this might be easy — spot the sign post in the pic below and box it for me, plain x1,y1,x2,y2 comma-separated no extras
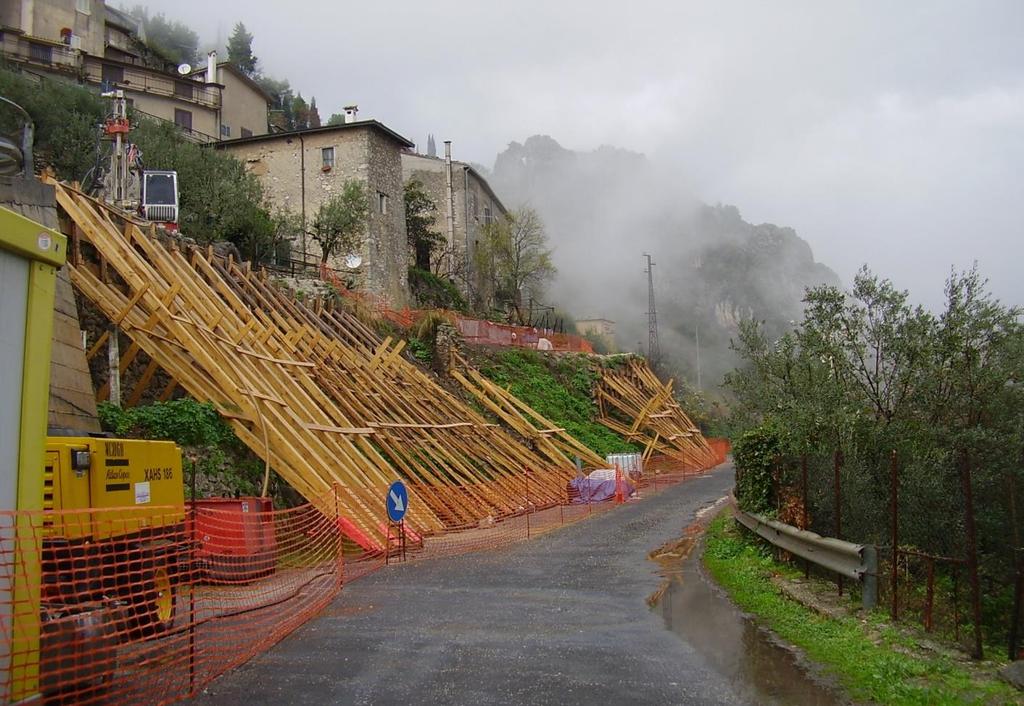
385,480,408,563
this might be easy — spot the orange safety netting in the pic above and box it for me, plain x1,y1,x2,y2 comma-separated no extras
450,316,594,353
0,497,342,704
1,458,729,702
318,264,593,352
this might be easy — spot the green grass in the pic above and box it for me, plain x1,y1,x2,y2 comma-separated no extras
703,510,1020,705
476,349,639,456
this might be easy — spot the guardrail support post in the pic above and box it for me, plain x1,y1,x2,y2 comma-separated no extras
801,454,809,579
861,545,878,610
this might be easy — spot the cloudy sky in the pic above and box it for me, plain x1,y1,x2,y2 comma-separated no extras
141,0,1024,309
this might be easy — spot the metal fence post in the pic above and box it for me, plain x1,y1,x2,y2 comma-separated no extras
188,462,197,696
925,558,935,632
1009,473,1022,660
1010,563,1022,660
959,453,984,659
834,449,843,596
525,468,531,539
890,449,899,621
334,482,343,588
801,454,809,579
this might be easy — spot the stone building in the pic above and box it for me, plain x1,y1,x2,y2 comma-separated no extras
1,1,269,142
216,120,415,307
401,150,507,292
576,318,615,339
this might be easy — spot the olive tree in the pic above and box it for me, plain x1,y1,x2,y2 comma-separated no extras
309,180,369,264
473,207,556,322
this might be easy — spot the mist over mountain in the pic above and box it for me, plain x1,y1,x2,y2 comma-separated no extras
490,135,840,392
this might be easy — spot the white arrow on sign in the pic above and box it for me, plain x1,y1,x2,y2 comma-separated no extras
389,489,405,513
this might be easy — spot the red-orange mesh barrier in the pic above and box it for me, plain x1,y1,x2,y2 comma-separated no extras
3,460,727,702
318,265,592,352
0,496,342,704
344,462,720,576
705,438,731,466
451,316,594,352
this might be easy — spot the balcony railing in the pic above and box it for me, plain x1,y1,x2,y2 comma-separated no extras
0,36,82,73
83,59,221,110
131,108,219,144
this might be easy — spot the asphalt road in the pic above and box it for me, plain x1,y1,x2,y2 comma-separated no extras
192,466,743,705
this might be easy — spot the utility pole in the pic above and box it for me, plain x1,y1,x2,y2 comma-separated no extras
643,253,660,368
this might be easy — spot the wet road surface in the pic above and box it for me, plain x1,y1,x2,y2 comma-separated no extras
191,464,841,705
653,543,843,705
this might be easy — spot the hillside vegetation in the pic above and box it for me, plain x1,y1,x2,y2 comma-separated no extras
0,65,286,264
472,349,638,457
98,399,295,504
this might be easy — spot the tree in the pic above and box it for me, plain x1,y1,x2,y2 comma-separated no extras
404,180,444,271
473,207,556,322
291,93,310,129
309,181,369,264
307,97,322,128
129,6,199,66
0,66,104,181
724,266,1024,659
226,22,257,76
129,118,273,259
255,75,294,130
237,208,300,266
326,113,346,127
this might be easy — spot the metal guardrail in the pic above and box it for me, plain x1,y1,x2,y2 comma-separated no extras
734,509,878,609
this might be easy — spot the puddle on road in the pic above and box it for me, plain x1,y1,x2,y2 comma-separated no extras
651,528,844,705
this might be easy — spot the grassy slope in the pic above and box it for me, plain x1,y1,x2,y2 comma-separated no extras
474,349,638,457
703,510,1019,706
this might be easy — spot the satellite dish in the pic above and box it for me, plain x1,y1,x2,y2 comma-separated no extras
344,254,363,269
177,63,192,75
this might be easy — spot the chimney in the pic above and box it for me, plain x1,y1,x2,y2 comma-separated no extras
207,51,217,82
444,141,455,276
344,105,359,123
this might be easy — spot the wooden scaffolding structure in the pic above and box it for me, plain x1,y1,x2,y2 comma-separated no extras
595,357,717,470
54,182,577,550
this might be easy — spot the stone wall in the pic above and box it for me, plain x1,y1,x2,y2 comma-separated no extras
365,129,409,307
401,153,507,296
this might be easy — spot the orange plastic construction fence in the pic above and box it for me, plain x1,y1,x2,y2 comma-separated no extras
4,455,726,703
705,438,731,466
0,497,341,704
452,316,594,353
316,266,593,352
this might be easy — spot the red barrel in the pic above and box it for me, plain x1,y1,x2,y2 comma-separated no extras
191,497,277,583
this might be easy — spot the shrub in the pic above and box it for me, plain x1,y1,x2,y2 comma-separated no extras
97,399,234,448
732,421,787,515
408,267,467,312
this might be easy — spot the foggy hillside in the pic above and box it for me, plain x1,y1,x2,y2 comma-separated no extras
490,135,840,392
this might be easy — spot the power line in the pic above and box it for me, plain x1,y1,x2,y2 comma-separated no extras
643,252,660,367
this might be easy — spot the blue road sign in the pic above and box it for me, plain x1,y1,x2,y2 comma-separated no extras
386,480,408,523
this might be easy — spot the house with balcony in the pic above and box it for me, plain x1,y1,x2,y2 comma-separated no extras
0,0,267,142
189,61,271,140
